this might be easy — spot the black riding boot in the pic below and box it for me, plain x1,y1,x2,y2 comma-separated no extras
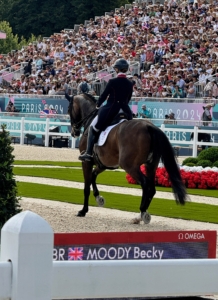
78,126,98,161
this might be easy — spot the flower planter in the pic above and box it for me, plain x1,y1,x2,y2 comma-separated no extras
126,164,218,189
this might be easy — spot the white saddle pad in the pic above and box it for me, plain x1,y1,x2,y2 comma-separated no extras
97,119,126,146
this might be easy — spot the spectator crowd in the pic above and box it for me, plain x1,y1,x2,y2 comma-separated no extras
0,0,218,99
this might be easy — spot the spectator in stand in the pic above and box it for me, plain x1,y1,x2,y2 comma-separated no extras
163,114,170,124
77,77,91,94
202,103,214,126
187,81,196,98
139,104,151,118
1,0,218,99
5,100,20,112
168,112,177,125
145,47,154,71
172,85,183,98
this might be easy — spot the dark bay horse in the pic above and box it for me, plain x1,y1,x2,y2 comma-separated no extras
69,94,187,224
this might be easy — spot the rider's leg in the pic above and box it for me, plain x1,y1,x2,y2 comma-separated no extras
79,116,99,162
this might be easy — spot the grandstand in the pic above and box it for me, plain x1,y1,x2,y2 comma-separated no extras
0,0,218,98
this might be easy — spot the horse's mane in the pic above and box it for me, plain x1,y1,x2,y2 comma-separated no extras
83,93,97,104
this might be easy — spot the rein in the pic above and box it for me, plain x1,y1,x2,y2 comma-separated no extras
73,109,97,131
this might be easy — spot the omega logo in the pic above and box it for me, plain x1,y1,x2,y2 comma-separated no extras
178,233,205,240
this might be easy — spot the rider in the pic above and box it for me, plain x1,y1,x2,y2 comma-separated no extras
79,58,133,162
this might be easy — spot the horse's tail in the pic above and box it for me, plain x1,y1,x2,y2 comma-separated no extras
148,125,187,205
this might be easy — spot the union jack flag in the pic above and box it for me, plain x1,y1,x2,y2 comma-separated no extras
39,110,48,118
68,247,83,260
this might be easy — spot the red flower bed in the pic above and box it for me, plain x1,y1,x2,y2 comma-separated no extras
126,165,218,189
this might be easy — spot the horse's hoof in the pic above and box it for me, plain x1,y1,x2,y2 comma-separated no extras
77,210,86,217
96,195,105,207
141,211,151,224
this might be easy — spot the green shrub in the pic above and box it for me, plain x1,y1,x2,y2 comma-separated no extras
196,160,213,168
212,161,218,168
185,162,196,167
198,147,218,163
182,157,198,166
0,124,22,229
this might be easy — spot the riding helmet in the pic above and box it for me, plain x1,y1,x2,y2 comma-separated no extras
113,58,129,73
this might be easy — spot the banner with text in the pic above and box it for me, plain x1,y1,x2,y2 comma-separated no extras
53,231,217,261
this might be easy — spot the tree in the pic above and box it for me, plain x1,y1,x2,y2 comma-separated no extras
0,124,22,229
0,21,20,54
0,0,14,22
73,0,132,24
6,0,77,39
4,0,133,39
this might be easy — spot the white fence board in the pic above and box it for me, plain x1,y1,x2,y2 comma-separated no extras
52,259,218,299
0,114,217,155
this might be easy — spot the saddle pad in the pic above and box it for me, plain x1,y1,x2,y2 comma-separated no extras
97,119,126,146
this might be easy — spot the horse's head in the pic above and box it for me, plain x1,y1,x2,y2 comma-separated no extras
68,94,96,137
68,96,82,137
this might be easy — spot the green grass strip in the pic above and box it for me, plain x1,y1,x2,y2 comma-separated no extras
17,182,218,223
14,160,82,167
14,167,218,198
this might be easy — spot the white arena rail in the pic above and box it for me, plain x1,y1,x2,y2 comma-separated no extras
0,211,218,300
1,114,218,156
0,116,76,148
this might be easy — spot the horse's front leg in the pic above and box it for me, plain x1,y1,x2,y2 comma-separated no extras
77,161,93,217
92,167,106,207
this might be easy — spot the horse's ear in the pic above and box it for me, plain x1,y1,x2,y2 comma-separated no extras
65,92,73,103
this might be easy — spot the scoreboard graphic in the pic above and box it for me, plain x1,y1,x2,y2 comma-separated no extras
53,231,217,261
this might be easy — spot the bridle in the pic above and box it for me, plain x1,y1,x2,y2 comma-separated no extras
68,96,97,136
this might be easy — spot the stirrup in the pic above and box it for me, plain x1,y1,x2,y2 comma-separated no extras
78,153,93,162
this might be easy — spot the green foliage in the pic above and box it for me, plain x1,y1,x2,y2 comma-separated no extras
0,124,22,229
73,0,128,24
196,160,213,168
185,162,196,167
0,0,14,22
182,157,199,166
4,0,78,38
1,0,134,39
212,161,218,168
0,21,20,53
198,147,218,163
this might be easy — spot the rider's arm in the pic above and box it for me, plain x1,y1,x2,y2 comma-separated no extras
128,85,133,102
96,80,112,107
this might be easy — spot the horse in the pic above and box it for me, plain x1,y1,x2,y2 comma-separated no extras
68,93,187,224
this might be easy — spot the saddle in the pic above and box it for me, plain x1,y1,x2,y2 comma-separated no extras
92,112,128,170
105,112,128,129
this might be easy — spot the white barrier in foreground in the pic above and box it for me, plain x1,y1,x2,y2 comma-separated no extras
0,211,218,300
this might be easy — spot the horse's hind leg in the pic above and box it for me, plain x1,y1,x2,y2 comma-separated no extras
77,162,93,217
146,164,157,204
124,166,151,224
92,167,106,207
138,170,153,224
139,161,159,224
